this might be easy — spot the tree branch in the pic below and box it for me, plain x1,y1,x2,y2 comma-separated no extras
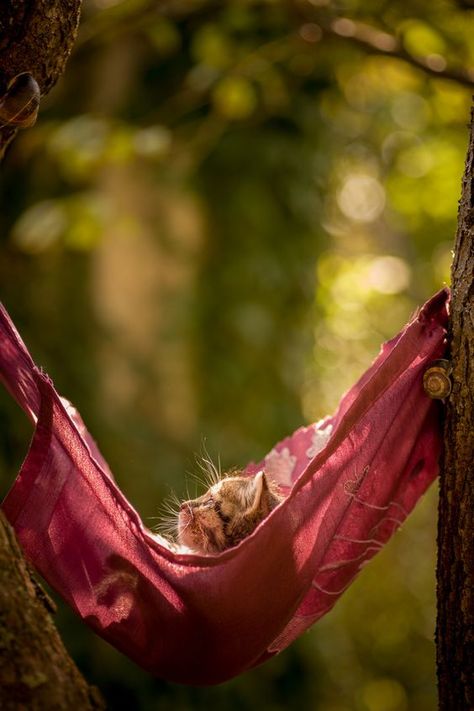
0,512,104,709
0,1,83,156
76,5,474,91
0,3,106,706
321,17,474,89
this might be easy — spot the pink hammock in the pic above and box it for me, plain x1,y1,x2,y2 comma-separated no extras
0,290,448,685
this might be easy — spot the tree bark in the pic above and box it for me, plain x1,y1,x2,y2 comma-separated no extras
436,108,474,709
0,3,105,708
0,512,104,709
0,1,82,156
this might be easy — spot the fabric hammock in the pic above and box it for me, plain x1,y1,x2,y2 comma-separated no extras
0,290,448,685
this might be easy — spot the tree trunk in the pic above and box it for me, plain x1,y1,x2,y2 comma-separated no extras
0,3,105,708
0,1,82,156
436,107,474,709
0,512,104,709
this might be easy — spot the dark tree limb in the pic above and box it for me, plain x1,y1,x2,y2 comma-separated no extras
436,108,474,709
0,2,105,708
0,1,82,157
75,2,474,91
320,17,474,89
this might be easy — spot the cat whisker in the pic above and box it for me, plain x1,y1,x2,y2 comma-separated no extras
159,503,178,516
198,440,222,486
154,489,184,539
187,470,210,491
153,524,179,541
154,450,283,555
198,456,220,486
185,483,192,502
153,514,177,531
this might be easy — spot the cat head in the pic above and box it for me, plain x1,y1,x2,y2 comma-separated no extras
177,471,282,554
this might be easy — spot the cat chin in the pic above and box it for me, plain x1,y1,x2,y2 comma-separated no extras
149,532,206,556
173,543,207,555
178,530,214,555
174,543,203,555
176,516,204,552
176,534,213,555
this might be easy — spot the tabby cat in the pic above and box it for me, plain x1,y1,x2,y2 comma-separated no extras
176,470,283,554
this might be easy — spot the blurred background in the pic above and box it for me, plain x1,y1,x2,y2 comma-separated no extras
0,0,472,709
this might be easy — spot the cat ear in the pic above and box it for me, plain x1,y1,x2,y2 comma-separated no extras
248,471,269,514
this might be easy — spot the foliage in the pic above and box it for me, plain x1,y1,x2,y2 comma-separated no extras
0,0,472,708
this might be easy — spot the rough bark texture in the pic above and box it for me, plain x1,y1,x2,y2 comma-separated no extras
436,108,474,709
0,0,82,155
0,2,106,708
0,512,104,709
